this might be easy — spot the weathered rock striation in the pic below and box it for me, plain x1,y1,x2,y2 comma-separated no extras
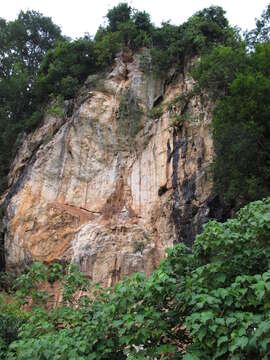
3,50,216,286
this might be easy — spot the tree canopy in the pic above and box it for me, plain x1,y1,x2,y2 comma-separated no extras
192,4,270,210
0,10,63,192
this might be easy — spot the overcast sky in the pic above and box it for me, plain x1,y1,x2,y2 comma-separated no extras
1,0,270,39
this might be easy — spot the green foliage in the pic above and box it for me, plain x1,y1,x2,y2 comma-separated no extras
246,4,270,47
151,6,238,75
2,198,270,359
46,95,64,117
212,58,270,207
133,11,152,33
169,114,185,129
0,10,63,80
37,39,97,101
14,262,50,305
191,4,270,209
167,91,196,129
12,261,89,307
24,111,44,131
183,198,270,359
0,10,63,196
0,293,25,359
98,4,152,54
191,44,247,99
133,241,145,254
94,30,122,66
95,5,153,58
117,90,143,144
106,3,132,32
62,263,89,305
148,105,163,119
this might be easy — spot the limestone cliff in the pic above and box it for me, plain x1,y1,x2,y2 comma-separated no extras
2,50,217,286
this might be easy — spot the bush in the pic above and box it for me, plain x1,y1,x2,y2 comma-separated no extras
191,44,247,99
151,6,238,75
36,39,98,101
117,90,143,144
183,198,270,359
106,2,132,32
46,95,64,118
133,241,145,254
191,34,270,209
2,198,270,359
24,110,44,132
0,293,25,359
149,106,163,119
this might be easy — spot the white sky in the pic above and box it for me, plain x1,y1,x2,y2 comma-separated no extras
1,0,270,39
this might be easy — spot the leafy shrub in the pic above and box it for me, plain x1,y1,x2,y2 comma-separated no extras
191,27,270,209
191,44,247,99
149,106,163,119
62,263,89,305
0,293,25,359
166,92,196,129
169,114,185,129
106,2,132,32
2,198,270,359
24,111,44,132
182,197,270,359
36,39,98,101
13,261,87,307
46,95,64,117
133,241,145,254
117,90,143,144
151,6,238,75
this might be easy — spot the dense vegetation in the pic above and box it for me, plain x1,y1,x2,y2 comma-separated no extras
191,4,270,210
1,197,270,359
0,10,63,192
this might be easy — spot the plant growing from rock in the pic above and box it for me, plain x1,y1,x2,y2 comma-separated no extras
117,90,143,145
149,105,163,119
133,240,145,254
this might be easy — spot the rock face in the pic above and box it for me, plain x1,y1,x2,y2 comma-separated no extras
3,50,215,286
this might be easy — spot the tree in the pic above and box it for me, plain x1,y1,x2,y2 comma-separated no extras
213,63,270,207
190,3,270,209
37,39,98,100
191,44,247,99
192,39,270,209
106,2,132,32
0,11,63,193
246,4,270,46
133,10,152,33
0,10,63,80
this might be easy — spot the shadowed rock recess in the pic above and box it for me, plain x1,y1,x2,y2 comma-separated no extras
2,50,218,286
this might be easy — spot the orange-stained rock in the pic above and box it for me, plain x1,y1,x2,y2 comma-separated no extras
3,50,217,284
